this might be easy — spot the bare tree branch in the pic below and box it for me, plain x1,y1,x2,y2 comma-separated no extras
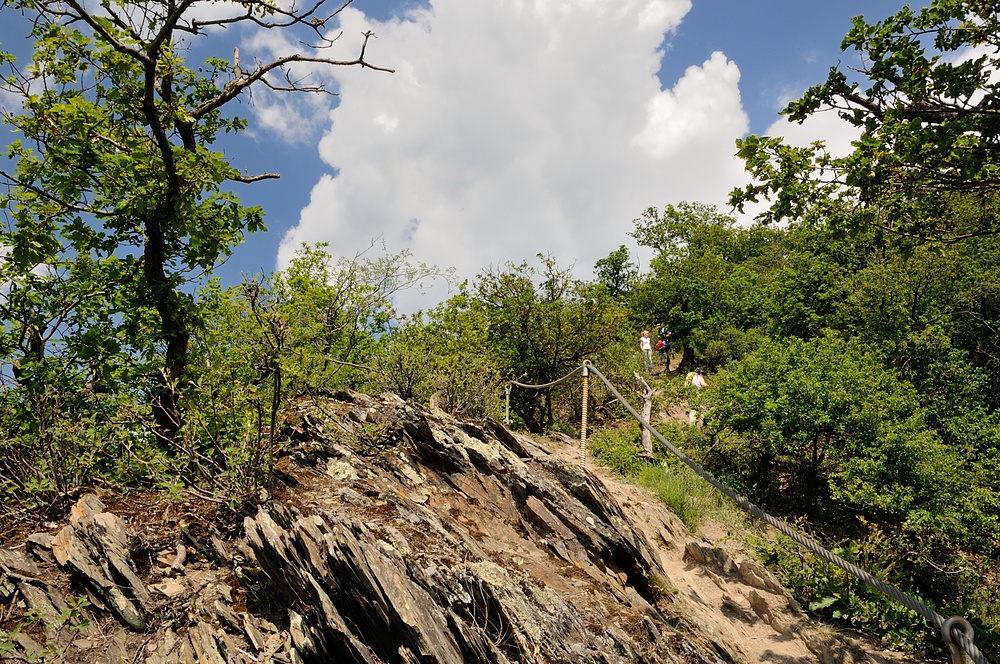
195,31,394,118
231,172,281,183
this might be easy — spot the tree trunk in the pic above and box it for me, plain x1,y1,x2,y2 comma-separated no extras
512,397,544,434
633,372,653,456
145,211,189,441
679,345,696,374
752,452,775,500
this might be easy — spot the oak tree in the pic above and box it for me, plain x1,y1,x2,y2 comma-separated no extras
732,0,1000,243
0,0,392,437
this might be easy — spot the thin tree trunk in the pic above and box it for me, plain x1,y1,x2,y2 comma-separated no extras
633,372,653,457
680,345,696,374
145,210,189,441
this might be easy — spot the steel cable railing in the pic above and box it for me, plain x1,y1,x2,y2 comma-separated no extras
509,360,990,664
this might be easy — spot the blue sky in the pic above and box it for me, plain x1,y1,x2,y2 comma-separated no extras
1,0,908,311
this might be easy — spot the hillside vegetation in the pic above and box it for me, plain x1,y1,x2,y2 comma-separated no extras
0,391,924,663
1,0,1000,661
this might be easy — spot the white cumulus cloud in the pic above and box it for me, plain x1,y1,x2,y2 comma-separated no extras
272,0,753,310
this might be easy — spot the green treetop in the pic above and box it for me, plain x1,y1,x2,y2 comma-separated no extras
0,0,392,437
732,0,1000,243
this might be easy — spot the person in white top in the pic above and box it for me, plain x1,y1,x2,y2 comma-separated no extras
687,368,707,424
639,330,654,371
692,368,707,388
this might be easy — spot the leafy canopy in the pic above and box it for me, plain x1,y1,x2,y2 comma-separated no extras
0,0,391,436
731,0,1000,243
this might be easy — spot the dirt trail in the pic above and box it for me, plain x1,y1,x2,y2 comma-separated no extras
546,431,919,664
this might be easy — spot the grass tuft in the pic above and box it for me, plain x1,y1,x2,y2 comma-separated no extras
589,423,731,530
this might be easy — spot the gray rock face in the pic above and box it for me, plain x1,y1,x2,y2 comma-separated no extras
49,493,152,631
238,394,684,663
0,391,913,663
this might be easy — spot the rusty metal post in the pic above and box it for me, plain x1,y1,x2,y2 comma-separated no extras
580,364,589,467
504,384,511,425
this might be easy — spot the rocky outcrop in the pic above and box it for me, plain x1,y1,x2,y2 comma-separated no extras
0,391,915,663
49,493,153,631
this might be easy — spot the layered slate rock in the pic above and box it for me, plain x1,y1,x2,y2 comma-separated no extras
49,493,152,631
238,392,687,663
0,390,915,663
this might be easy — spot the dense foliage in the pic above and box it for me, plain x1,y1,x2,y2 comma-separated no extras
0,0,393,504
628,202,1000,656
0,0,390,440
731,0,1000,242
377,254,629,431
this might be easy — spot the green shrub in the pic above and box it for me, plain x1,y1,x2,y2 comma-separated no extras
755,534,940,656
589,424,646,477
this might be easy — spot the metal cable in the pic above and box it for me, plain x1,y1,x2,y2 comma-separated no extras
509,365,584,390
582,360,990,664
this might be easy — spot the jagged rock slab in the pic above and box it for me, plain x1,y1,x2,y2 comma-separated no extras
49,493,152,631
0,390,919,664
